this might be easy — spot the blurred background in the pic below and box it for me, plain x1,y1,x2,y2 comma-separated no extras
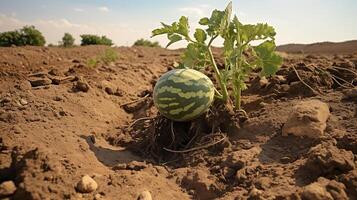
0,0,356,48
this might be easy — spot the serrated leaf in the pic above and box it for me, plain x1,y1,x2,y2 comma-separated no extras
178,16,189,38
151,16,192,47
182,43,197,68
205,9,225,36
182,43,207,69
166,34,182,48
239,23,276,44
194,28,207,43
151,27,167,37
199,17,209,25
254,40,282,76
219,2,232,36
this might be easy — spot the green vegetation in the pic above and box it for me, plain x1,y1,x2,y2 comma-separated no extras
61,33,75,47
152,2,282,110
80,34,113,46
0,25,46,47
87,48,119,68
100,48,119,64
133,38,161,47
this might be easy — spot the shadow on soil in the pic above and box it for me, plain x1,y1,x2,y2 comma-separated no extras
258,135,318,164
81,135,141,167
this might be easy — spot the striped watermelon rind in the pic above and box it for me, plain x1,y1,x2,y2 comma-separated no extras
153,69,215,121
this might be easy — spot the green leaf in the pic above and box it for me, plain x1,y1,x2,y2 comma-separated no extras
194,28,207,43
205,9,225,36
239,23,276,44
166,34,182,48
199,17,209,25
182,43,207,69
178,16,190,38
254,40,282,76
152,27,167,37
219,2,232,36
151,16,192,47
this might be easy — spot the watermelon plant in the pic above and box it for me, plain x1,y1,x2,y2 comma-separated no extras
152,2,282,113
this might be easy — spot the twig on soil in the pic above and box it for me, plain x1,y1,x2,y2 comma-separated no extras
160,158,181,166
292,66,319,94
331,74,355,87
125,116,156,129
330,75,352,89
316,67,354,89
169,121,176,147
238,109,248,118
119,94,150,107
163,133,227,153
184,124,201,150
331,66,357,77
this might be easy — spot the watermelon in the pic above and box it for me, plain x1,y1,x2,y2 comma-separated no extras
153,69,215,121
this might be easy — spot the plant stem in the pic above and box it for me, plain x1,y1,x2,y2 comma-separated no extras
207,47,229,103
235,83,241,110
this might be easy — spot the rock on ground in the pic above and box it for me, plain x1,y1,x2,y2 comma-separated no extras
76,175,98,193
0,181,17,197
301,177,348,200
282,100,330,138
73,78,90,92
29,78,52,87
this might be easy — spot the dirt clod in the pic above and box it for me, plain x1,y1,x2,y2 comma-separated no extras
176,168,219,199
301,177,348,200
282,100,330,138
339,170,357,198
303,144,355,178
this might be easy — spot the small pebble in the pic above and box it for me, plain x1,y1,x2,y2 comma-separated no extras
20,99,28,105
76,175,98,193
12,125,23,134
280,156,292,164
137,190,152,200
248,187,262,199
94,193,102,200
0,181,16,197
259,76,269,87
53,96,63,101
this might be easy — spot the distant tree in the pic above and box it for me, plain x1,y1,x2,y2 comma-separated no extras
80,34,113,46
0,25,46,47
20,26,46,46
61,33,75,47
0,30,22,46
133,38,161,47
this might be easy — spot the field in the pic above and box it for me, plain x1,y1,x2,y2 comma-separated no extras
0,44,356,200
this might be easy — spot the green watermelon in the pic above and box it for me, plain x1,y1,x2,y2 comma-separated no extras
153,69,215,121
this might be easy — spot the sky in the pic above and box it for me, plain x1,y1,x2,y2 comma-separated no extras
0,0,356,48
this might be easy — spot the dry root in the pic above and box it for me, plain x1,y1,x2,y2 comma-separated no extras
125,101,238,163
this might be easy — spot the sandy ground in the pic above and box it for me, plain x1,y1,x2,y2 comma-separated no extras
0,45,356,200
